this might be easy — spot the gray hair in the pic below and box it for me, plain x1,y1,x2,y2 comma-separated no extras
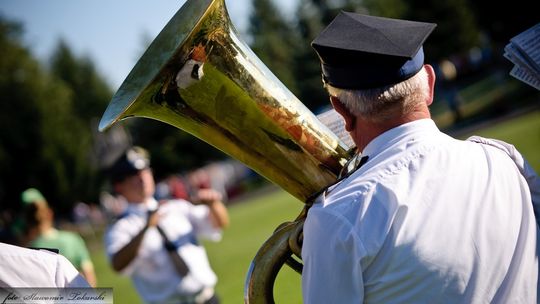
325,67,430,123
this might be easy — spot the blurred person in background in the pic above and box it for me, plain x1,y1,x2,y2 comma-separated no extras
21,188,97,287
436,58,464,124
104,146,229,304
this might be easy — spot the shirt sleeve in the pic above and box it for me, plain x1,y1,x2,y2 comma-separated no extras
54,254,90,288
103,219,144,276
302,206,365,303
467,136,540,225
186,202,222,241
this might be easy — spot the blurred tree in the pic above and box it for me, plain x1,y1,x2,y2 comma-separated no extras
0,18,93,213
400,0,481,63
49,40,112,121
468,0,537,47
293,0,329,112
48,40,115,206
362,0,407,18
249,0,300,94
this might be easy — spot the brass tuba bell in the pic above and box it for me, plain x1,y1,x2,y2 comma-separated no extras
99,0,352,302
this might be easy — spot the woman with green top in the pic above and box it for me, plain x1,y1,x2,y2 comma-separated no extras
22,188,97,287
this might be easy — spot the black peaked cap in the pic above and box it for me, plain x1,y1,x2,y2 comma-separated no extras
312,12,437,89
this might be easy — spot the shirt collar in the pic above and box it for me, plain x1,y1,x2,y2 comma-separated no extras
361,119,438,160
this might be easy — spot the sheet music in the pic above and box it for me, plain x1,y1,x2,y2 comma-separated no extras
504,23,540,90
316,108,355,149
510,66,540,90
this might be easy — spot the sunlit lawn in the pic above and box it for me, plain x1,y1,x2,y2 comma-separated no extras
87,109,539,303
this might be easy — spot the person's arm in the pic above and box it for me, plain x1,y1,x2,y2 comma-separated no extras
80,261,97,287
302,206,364,303
207,199,229,229
55,253,91,288
73,234,97,287
110,210,160,272
467,136,540,223
192,189,229,229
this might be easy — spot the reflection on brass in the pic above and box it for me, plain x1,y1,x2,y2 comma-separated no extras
98,0,352,302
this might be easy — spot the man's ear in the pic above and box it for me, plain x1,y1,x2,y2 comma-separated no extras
424,64,436,106
330,96,356,131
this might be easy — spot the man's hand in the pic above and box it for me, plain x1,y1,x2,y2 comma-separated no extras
192,189,223,205
191,189,229,228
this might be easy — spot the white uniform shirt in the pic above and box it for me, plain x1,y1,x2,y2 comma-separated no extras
104,198,222,304
302,119,539,303
0,242,90,287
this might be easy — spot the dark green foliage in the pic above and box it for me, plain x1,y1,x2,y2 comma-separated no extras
47,41,117,211
292,0,330,112
468,0,538,45
401,0,480,62
50,40,112,120
0,18,97,213
249,0,300,95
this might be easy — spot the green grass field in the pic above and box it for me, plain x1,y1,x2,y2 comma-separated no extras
87,110,539,303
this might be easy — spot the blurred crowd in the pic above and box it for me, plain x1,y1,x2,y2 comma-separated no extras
1,159,254,240
0,156,254,295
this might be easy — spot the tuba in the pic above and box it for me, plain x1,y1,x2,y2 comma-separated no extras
99,0,352,302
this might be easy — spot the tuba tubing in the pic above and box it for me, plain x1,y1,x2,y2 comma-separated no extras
99,0,352,302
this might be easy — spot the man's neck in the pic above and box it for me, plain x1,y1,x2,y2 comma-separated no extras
354,107,431,152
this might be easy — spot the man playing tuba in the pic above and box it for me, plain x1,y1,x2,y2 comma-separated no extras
301,11,540,303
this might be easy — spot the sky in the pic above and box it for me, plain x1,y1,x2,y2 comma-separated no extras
0,0,298,90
